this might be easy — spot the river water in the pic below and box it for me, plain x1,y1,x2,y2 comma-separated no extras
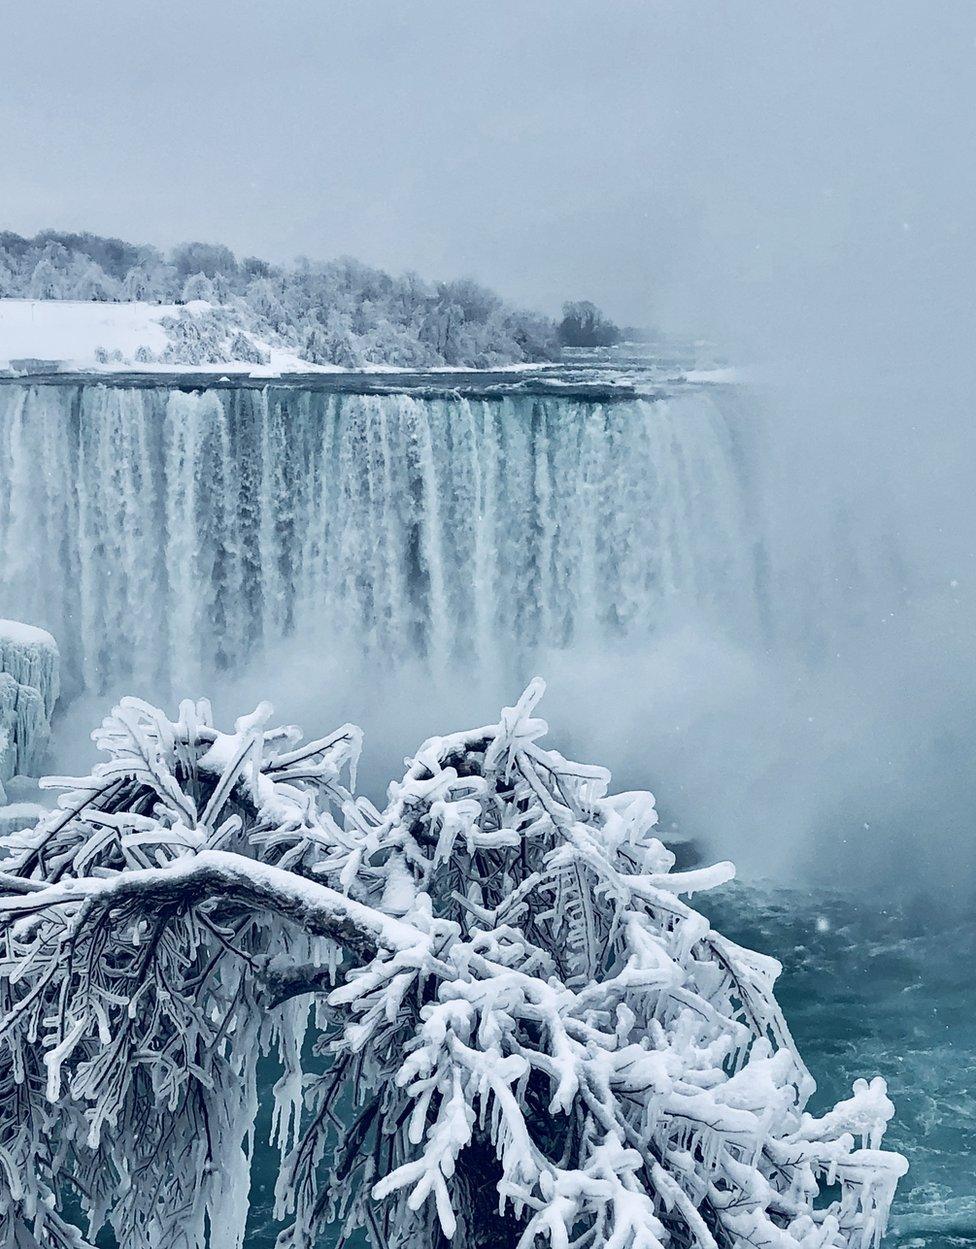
708,889,975,1248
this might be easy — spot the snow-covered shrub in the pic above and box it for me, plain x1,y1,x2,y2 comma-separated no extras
158,307,229,365
93,346,124,364
228,330,270,366
0,682,906,1249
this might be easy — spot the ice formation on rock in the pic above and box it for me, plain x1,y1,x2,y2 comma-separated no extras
0,620,59,803
0,621,60,718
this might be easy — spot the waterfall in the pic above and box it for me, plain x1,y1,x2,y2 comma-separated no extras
0,382,757,698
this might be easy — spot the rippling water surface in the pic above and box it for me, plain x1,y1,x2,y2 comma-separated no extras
705,888,976,1249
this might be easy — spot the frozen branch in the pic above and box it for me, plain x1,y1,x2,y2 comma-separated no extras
0,684,906,1249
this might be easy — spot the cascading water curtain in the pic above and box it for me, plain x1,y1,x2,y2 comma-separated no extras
0,382,757,698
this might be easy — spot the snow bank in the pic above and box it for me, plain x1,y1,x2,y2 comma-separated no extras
0,298,302,374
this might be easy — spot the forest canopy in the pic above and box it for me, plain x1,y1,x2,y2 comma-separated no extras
0,229,639,369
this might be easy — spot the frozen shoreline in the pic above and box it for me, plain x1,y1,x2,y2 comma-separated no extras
0,368,666,400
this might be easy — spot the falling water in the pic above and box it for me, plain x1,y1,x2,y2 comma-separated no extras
0,381,757,697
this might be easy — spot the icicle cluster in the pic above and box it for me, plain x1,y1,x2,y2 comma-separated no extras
0,683,906,1248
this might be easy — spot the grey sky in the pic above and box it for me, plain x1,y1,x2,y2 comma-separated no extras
2,1,975,342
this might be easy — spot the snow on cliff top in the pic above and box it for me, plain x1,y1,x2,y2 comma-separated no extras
0,298,736,385
0,620,58,650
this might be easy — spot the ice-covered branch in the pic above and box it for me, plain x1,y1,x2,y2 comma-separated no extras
0,684,906,1249
0,847,426,958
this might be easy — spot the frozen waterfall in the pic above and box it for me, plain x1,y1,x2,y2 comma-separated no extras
0,382,757,698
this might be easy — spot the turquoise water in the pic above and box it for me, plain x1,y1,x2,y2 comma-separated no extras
243,886,975,1247
703,888,976,1249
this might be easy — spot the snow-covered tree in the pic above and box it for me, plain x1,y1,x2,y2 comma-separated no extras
28,257,65,300
70,261,120,302
304,310,363,368
181,271,217,304
171,241,238,280
122,261,179,303
557,301,622,349
0,682,906,1249
228,330,270,365
0,229,561,366
0,255,18,298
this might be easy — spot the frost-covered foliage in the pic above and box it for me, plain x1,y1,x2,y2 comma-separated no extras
153,306,272,367
0,230,560,367
0,683,906,1249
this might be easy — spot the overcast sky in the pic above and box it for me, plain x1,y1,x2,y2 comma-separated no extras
3,1,975,344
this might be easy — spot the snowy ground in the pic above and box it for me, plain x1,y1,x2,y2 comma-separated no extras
0,297,331,375
0,297,172,367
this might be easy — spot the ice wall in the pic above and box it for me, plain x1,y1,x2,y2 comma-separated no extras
0,383,757,697
0,619,60,718
0,620,59,800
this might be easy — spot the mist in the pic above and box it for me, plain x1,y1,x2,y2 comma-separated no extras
50,558,975,910
638,4,976,900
